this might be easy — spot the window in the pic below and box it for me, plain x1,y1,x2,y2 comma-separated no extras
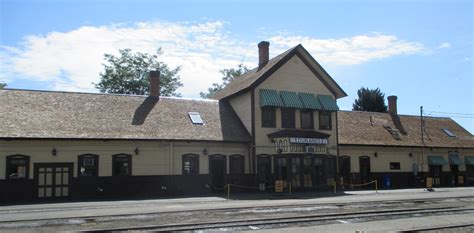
188,112,204,125
281,108,295,128
261,107,276,128
112,154,132,176
300,109,314,129
230,155,245,175
442,128,456,137
319,112,332,130
183,154,199,175
6,155,29,179
78,154,99,177
390,162,401,170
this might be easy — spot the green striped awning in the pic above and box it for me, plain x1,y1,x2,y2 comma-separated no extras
428,156,448,166
280,91,304,108
449,154,462,165
298,93,323,110
465,156,474,165
260,89,284,107
317,95,339,111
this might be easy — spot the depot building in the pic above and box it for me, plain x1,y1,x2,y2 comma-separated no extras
1,41,473,203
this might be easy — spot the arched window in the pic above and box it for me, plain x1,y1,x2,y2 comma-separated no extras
229,155,245,175
182,154,199,175
6,154,30,179
78,154,99,177
112,154,132,176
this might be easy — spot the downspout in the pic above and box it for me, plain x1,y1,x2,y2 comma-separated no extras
251,89,256,174
169,141,174,175
335,111,340,187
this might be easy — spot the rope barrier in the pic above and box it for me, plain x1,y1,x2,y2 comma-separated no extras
345,180,378,193
212,179,380,199
347,180,376,187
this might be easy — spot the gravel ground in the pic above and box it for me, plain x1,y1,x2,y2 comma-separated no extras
0,187,473,232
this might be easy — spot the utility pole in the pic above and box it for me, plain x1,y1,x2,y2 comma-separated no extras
420,106,425,183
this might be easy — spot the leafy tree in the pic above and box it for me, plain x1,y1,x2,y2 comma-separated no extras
352,87,388,112
200,64,250,99
95,49,182,96
0,83,6,89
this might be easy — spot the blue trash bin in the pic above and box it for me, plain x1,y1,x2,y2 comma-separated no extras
383,175,391,189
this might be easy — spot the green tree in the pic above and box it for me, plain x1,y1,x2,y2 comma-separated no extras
352,87,388,112
0,83,6,89
95,49,182,96
200,64,250,99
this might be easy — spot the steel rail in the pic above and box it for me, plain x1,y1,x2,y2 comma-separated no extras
1,195,473,224
399,223,474,232
79,207,474,232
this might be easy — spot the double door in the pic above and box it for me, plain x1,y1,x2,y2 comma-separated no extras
35,163,73,199
274,155,334,189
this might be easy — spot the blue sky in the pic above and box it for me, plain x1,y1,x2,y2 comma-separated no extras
1,0,473,133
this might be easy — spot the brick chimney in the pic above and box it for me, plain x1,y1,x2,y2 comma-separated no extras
388,95,397,115
258,41,270,68
149,70,160,98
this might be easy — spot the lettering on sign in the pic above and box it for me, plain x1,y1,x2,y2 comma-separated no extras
289,137,328,145
273,137,327,154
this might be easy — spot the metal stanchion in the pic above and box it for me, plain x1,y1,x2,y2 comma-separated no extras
289,182,292,196
227,184,230,199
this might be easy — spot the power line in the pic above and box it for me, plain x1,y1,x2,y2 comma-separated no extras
425,110,474,116
426,113,474,119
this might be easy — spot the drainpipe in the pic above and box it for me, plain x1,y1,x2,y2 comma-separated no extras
335,111,340,189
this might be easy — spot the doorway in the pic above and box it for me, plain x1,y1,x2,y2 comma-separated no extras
35,163,73,199
339,156,351,186
257,155,272,185
359,156,371,185
209,155,226,191
429,165,442,186
451,165,459,186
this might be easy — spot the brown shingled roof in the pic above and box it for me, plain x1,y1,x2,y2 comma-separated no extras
338,111,474,148
213,44,347,100
0,89,250,142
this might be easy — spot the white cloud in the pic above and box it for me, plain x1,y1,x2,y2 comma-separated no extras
0,21,427,97
269,34,425,66
437,42,451,49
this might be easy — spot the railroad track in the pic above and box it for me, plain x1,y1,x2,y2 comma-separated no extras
1,195,473,224
78,207,474,232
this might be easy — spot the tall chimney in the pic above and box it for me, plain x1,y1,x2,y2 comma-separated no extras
149,70,160,98
258,41,270,68
388,95,397,115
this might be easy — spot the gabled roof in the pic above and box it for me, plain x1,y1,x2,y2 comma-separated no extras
0,89,250,142
213,44,347,100
338,111,474,148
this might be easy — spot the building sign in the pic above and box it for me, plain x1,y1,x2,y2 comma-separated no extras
272,137,327,154
275,180,284,192
289,137,328,145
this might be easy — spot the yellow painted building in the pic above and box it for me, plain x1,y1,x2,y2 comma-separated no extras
1,41,473,203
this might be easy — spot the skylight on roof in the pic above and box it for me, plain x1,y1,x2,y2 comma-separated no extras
188,112,204,125
442,128,456,137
